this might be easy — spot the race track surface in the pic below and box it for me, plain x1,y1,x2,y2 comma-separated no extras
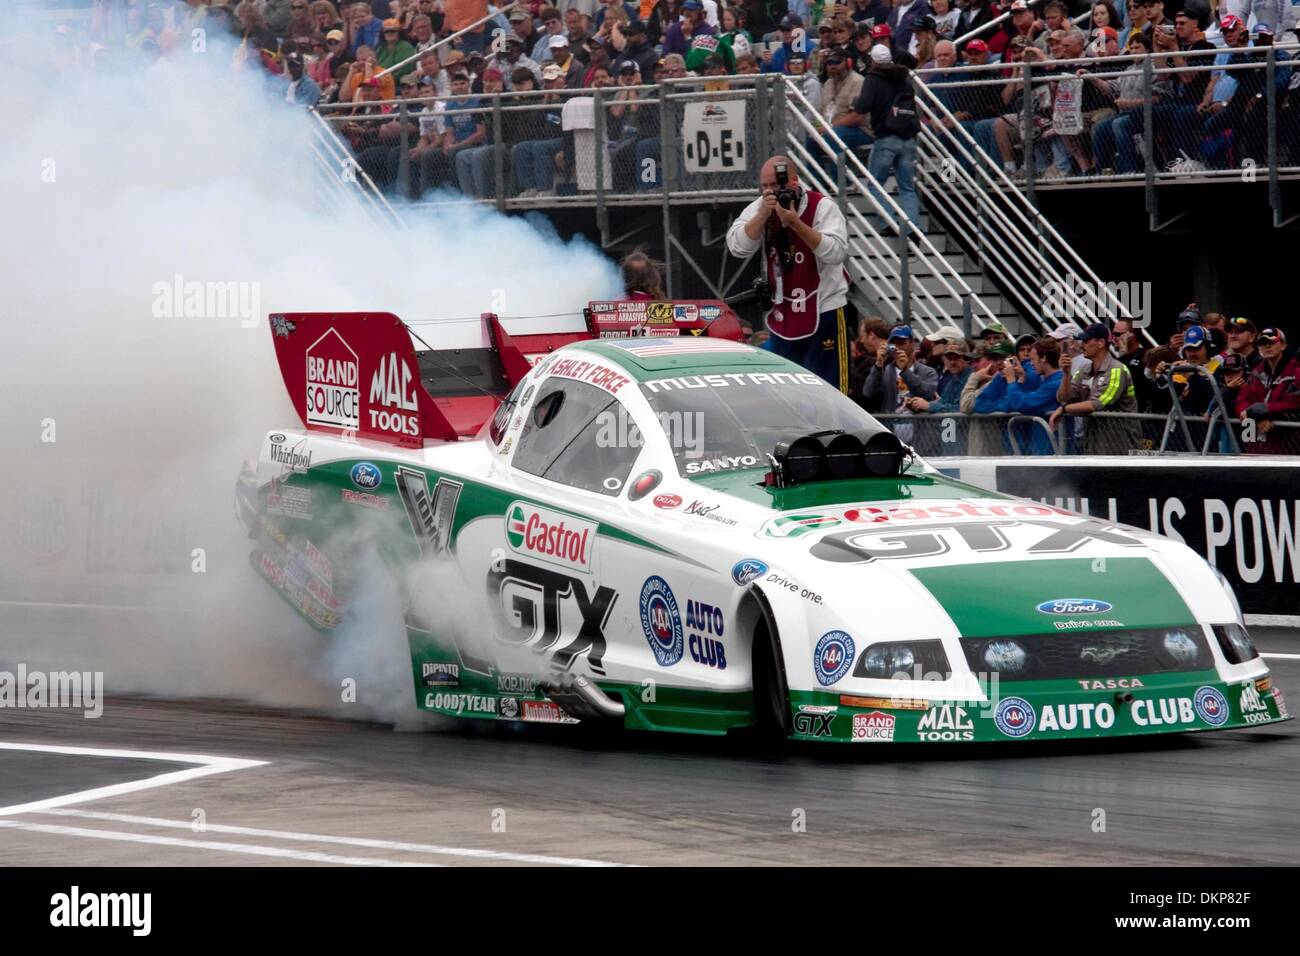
2,633,1296,867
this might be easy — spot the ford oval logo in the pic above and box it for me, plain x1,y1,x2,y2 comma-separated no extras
1037,598,1113,616
350,462,382,490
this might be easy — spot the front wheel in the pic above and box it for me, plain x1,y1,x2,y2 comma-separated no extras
751,618,793,739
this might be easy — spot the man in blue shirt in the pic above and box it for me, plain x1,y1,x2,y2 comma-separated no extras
1004,336,1065,454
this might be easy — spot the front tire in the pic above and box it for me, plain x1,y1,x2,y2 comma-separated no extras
751,618,793,739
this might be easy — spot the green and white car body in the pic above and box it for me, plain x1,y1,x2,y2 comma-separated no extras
244,329,1290,744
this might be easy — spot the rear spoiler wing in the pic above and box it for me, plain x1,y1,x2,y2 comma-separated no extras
268,300,744,447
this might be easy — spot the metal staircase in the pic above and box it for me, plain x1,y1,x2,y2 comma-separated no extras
784,74,1133,338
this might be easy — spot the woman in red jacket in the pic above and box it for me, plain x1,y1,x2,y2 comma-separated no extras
1235,328,1300,453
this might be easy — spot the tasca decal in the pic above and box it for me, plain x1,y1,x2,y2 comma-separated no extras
305,327,359,430
506,502,595,573
368,352,420,438
640,575,684,667
731,559,768,586
814,631,854,686
489,559,615,674
1037,598,1113,616
811,519,1143,563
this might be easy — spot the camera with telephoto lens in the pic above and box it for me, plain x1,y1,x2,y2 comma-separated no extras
773,161,798,210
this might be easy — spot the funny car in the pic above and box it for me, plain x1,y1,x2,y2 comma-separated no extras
238,301,1289,743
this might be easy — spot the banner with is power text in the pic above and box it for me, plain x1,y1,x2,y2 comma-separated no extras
938,458,1300,620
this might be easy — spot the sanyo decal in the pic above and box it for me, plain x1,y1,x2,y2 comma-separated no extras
150,273,260,328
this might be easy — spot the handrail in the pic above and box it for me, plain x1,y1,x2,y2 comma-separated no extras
306,108,405,228
909,72,1152,341
374,0,524,80
782,78,1000,334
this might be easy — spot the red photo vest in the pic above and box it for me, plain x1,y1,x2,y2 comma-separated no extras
765,190,824,341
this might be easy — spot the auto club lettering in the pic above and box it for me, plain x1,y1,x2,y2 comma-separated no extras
810,519,1143,563
488,559,615,673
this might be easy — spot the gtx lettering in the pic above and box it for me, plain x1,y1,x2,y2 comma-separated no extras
489,559,614,673
811,519,1141,563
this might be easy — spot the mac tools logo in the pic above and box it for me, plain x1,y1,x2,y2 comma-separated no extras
368,351,420,438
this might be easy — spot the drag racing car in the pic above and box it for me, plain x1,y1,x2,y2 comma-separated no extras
238,301,1290,743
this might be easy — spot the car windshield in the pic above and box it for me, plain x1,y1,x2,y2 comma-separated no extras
639,370,885,477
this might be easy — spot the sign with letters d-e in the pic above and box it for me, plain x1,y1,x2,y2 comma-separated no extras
682,100,747,174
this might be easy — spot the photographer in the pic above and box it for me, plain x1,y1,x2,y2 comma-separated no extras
725,155,851,393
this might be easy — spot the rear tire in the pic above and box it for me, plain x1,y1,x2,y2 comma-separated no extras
751,618,793,739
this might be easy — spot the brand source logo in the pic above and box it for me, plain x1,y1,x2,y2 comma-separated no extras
350,461,382,489
305,328,359,430
505,502,595,572
1036,598,1114,615
852,711,895,742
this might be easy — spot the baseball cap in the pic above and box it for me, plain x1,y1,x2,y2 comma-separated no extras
683,0,704,10
1176,306,1201,328
913,13,937,31
1010,0,1030,10
504,33,524,45
445,50,466,64
508,7,529,20
888,325,915,341
824,51,846,64
483,65,503,80
1181,324,1207,351
1080,322,1111,343
1219,13,1245,31
1048,321,1084,341
383,18,400,28
944,345,976,360
549,34,569,47
870,23,892,38
984,340,1015,359
326,28,344,40
1095,26,1119,39
855,21,873,35
399,72,419,85
624,19,646,34
1257,22,1275,35
925,324,965,343
780,13,801,28
979,322,1008,338
1015,333,1038,350
618,60,638,73
542,63,564,80
1257,327,1287,345
966,38,989,53
869,44,893,63
819,22,835,32
1226,316,1257,334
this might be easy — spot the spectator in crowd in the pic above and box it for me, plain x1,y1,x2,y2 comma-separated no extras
850,316,894,411
375,17,417,78
533,7,565,61
719,5,755,46
445,0,490,53
614,20,659,80
1112,317,1157,410
414,47,451,94
284,0,317,43
736,52,761,73
341,45,397,99
929,0,959,39
910,339,973,413
888,0,933,55
922,325,965,369
852,0,893,29
565,7,593,54
312,1,345,35
1015,332,1036,362
1236,327,1300,452
347,2,384,54
455,66,508,197
957,0,997,46
313,28,352,86
594,0,639,31
621,249,667,298
546,35,587,85
1224,315,1262,369
416,71,486,191
958,342,1010,453
490,35,543,89
1118,0,1148,49
864,325,940,415
736,0,783,38
1003,336,1065,453
911,13,939,66
759,15,807,73
1090,30,1166,173
1149,6,1215,172
512,63,568,196
843,44,922,225
509,6,539,48
789,54,822,105
1031,1,1070,53
818,51,871,166
283,50,323,105
1152,324,1221,416
406,12,435,47
990,0,1039,58
1051,322,1140,453
662,0,715,54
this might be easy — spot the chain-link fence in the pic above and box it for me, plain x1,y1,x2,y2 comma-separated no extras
915,43,1300,189
315,74,783,209
875,412,1300,456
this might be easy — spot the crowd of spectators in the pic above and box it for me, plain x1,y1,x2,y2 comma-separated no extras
844,307,1300,453
921,0,1300,176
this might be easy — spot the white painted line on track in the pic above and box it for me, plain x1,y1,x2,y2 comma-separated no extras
0,742,266,817
0,820,434,866
34,809,628,867
1262,653,1300,660
1246,614,1300,628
